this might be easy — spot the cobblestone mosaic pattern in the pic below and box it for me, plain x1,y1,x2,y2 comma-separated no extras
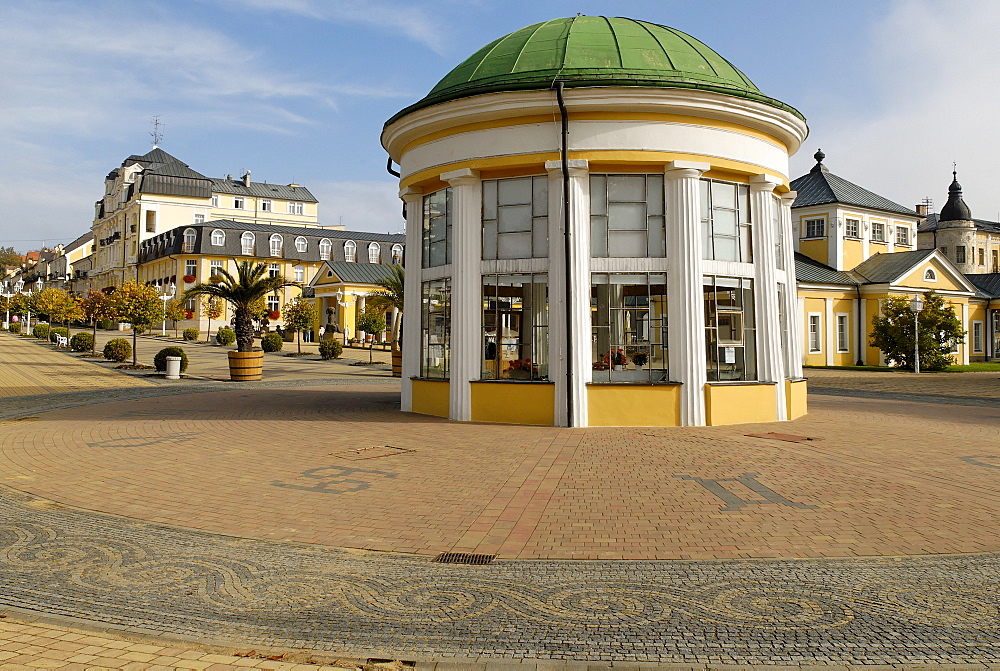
0,488,998,665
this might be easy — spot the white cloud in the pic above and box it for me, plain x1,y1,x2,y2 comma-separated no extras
310,180,406,233
793,0,1000,220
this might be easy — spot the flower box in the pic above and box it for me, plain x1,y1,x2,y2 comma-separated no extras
183,274,196,284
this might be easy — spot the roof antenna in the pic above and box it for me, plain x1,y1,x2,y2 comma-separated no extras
150,116,163,148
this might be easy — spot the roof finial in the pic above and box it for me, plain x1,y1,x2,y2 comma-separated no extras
810,148,827,173
815,148,825,163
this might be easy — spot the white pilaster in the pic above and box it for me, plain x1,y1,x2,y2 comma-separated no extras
961,302,970,365
828,215,843,271
780,192,804,379
399,187,423,412
665,160,710,427
442,168,482,421
546,159,590,427
824,297,835,366
857,295,867,366
750,174,786,420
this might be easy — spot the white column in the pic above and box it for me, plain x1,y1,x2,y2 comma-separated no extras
546,159,590,427
961,302,970,365
780,192,804,379
828,215,843,271
824,297,835,366
442,168,482,421
399,187,423,412
750,174,786,420
665,160,710,427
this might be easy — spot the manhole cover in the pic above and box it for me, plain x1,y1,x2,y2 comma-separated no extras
745,432,818,444
432,553,496,565
330,445,414,460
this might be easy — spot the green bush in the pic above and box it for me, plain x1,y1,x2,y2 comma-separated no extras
70,332,94,352
32,323,50,339
260,332,283,352
319,338,343,360
182,328,199,341
103,338,132,362
49,327,69,343
153,346,189,373
97,318,114,330
215,327,236,346
8,322,21,334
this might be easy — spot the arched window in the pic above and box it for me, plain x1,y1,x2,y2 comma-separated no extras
295,236,307,253
368,242,381,263
344,240,357,263
210,229,225,246
269,233,282,256
182,228,197,252
391,243,403,264
241,232,255,255
319,238,332,260
924,268,937,281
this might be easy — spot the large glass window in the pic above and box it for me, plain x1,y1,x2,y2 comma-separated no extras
420,279,451,379
590,175,665,258
482,177,548,259
701,180,751,262
704,276,756,381
240,232,254,255
590,273,669,383
422,188,452,268
481,274,548,381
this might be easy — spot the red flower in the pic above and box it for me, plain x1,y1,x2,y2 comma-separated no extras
182,274,196,283
269,310,280,320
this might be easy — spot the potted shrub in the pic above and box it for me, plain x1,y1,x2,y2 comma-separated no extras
631,351,649,370
182,261,297,381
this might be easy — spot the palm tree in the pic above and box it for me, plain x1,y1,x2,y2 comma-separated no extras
182,261,298,352
366,264,404,347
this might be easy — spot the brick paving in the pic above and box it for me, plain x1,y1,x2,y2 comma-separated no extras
1,333,1000,665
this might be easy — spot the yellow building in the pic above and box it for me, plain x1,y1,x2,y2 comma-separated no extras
137,220,404,337
792,154,998,364
92,147,323,291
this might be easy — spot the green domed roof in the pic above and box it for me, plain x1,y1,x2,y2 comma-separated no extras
388,16,802,124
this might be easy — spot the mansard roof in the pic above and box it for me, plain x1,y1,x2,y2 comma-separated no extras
791,151,917,217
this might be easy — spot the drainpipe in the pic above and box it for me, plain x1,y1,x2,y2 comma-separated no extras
386,158,405,219
555,81,574,426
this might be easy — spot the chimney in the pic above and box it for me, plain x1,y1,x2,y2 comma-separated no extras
243,171,251,187
915,204,927,216
226,174,232,181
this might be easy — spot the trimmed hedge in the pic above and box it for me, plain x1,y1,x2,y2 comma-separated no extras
103,338,132,362
97,318,114,330
182,328,199,341
260,332,283,352
319,338,343,360
49,327,69,343
70,332,94,352
215,327,236,346
8,322,21,334
32,323,50,339
154,346,189,373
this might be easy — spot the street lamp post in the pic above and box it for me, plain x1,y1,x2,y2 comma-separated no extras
909,295,924,374
160,283,176,336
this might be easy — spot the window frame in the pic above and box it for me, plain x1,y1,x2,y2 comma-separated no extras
233,196,245,210
836,313,850,352
391,243,403,264
844,218,860,239
368,242,381,264
269,233,283,257
808,313,822,353
895,225,910,246
482,176,549,260
295,236,307,253
482,273,549,382
287,201,304,216
319,238,332,261
268,262,280,278
956,245,967,264
704,276,757,382
420,279,451,379
261,199,272,212
344,240,357,263
590,174,666,259
804,218,825,239
422,188,452,268
871,221,886,242
240,231,255,255
972,320,984,353
210,229,226,246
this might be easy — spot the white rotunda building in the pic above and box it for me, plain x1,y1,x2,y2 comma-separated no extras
382,16,810,427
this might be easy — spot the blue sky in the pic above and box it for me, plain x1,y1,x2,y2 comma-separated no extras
2,0,998,251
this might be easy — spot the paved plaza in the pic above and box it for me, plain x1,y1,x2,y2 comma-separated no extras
1,331,999,667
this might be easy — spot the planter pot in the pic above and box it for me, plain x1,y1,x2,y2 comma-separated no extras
391,348,402,377
228,350,264,381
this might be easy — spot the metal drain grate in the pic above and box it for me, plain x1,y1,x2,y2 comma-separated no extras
746,432,818,444
432,553,496,565
330,445,414,461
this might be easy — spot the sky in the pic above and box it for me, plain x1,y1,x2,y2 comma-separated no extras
2,0,998,252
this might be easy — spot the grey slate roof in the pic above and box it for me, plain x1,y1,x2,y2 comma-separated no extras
966,273,1000,298
63,231,94,252
918,213,1000,234
323,261,396,285
793,253,860,285
791,161,917,217
210,178,317,203
851,249,936,284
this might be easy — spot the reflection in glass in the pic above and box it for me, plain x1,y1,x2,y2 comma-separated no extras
590,273,669,383
481,274,548,381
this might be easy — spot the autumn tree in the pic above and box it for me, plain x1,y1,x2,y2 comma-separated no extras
0,246,22,267
869,292,965,372
33,288,82,344
164,299,187,338
109,282,164,365
355,307,387,364
80,291,115,354
281,296,317,354
202,295,224,341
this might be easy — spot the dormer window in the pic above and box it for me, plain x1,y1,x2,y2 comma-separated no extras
295,236,307,252
391,243,403,264
241,232,254,255
368,242,381,263
182,228,197,253
319,238,332,261
344,240,357,263
211,229,225,246
269,233,283,256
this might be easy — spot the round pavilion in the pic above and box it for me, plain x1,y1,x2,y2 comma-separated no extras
381,15,810,427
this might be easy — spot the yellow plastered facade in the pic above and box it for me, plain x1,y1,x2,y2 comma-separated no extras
704,383,778,426
798,238,828,266
786,379,808,420
411,379,450,418
470,382,555,425
800,293,858,367
586,384,681,427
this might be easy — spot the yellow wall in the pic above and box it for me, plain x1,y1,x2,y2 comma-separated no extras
898,262,965,291
411,379,450,418
470,382,555,425
798,238,828,266
842,239,865,270
705,383,777,426
786,379,807,420
864,298,881,365
587,384,681,426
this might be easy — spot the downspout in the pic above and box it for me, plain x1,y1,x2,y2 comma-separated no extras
855,281,864,365
386,158,405,219
555,81,574,426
